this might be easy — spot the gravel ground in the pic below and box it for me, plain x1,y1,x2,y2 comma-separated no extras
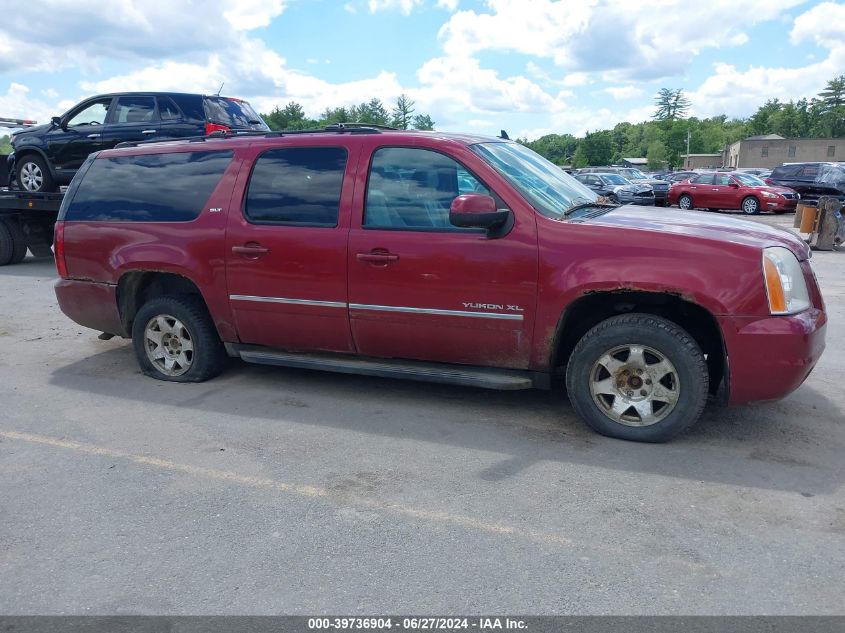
0,211,843,614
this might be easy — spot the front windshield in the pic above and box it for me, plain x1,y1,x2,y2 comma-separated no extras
602,174,629,185
733,173,765,186
471,142,597,219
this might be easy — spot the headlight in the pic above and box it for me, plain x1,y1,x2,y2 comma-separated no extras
761,191,779,199
762,247,810,314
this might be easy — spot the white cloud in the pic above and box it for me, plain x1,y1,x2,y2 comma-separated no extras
436,0,459,9
603,86,644,101
561,72,591,88
223,0,287,30
343,2,357,13
368,0,423,15
438,0,806,80
790,1,845,48
0,84,60,132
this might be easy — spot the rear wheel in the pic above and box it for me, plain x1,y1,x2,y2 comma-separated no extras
0,219,28,264
565,314,709,442
0,221,13,266
678,194,693,210
16,155,55,193
131,295,227,382
741,196,760,215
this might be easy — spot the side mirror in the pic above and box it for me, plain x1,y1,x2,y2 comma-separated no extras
51,116,65,130
450,194,510,229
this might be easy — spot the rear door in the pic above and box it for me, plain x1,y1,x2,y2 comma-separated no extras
688,173,713,207
101,95,160,148
225,142,357,353
157,96,202,140
346,144,538,369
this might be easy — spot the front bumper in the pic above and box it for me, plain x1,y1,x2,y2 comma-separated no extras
765,198,798,212
719,308,826,405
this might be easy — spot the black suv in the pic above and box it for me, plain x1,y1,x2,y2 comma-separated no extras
8,92,269,192
767,162,845,201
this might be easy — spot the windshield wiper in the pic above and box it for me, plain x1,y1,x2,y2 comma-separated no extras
563,200,619,216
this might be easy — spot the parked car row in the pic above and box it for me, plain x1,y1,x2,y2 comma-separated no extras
574,166,670,206
7,91,269,192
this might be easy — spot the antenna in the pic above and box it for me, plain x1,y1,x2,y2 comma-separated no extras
499,129,510,140
215,82,225,96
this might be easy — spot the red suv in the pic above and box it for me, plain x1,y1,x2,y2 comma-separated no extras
668,171,799,214
53,127,827,442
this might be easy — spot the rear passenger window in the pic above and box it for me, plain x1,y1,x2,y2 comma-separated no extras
158,97,182,121
65,151,233,222
113,96,157,124
692,174,714,185
245,147,347,226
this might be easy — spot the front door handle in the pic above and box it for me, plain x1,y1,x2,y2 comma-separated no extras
232,243,270,257
141,129,157,135
87,133,101,139
356,251,399,264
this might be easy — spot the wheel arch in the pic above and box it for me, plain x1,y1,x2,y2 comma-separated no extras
13,147,57,181
117,271,208,337
550,290,726,396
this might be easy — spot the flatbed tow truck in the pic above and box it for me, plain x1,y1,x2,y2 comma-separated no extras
1,117,60,265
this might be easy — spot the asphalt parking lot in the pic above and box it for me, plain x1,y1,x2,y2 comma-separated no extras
1,211,843,615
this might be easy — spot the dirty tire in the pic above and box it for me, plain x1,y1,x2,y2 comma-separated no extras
678,194,693,210
132,295,227,383
0,221,13,266
741,196,760,215
16,154,55,193
0,219,28,264
565,313,708,443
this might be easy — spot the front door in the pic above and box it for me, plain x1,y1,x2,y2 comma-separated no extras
225,143,358,353
347,145,538,369
49,97,113,173
102,95,160,148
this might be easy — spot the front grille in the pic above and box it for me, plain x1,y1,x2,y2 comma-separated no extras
652,183,668,190
634,191,653,197
782,193,796,199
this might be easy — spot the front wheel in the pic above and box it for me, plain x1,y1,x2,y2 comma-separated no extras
565,314,709,442
16,155,55,193
678,194,693,210
131,295,227,382
741,196,760,215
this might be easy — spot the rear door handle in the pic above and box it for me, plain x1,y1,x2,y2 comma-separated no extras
356,252,399,264
232,244,270,257
141,129,157,135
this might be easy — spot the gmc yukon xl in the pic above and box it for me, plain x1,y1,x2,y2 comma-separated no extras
53,127,827,442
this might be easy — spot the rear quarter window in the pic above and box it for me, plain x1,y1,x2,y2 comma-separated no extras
64,150,233,222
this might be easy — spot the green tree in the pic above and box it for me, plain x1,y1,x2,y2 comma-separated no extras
653,88,690,120
411,114,435,130
580,130,613,165
646,140,668,170
818,75,845,137
355,98,390,125
0,135,11,154
391,94,415,129
262,101,315,130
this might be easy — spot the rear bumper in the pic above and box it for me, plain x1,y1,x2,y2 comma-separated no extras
720,308,826,405
55,278,126,337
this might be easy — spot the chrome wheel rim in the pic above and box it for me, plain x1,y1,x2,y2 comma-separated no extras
589,344,680,427
20,162,43,191
679,196,691,210
143,314,194,377
742,198,758,214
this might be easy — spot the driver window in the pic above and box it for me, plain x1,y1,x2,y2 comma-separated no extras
67,99,112,127
364,147,496,230
715,174,733,185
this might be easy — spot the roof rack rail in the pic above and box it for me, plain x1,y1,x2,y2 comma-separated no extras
112,123,398,150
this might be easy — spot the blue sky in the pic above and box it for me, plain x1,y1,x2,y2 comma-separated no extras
1,0,844,139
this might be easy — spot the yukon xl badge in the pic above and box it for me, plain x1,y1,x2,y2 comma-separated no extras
463,302,524,312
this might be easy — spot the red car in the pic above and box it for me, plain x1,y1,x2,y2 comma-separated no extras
53,128,826,442
668,171,799,214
